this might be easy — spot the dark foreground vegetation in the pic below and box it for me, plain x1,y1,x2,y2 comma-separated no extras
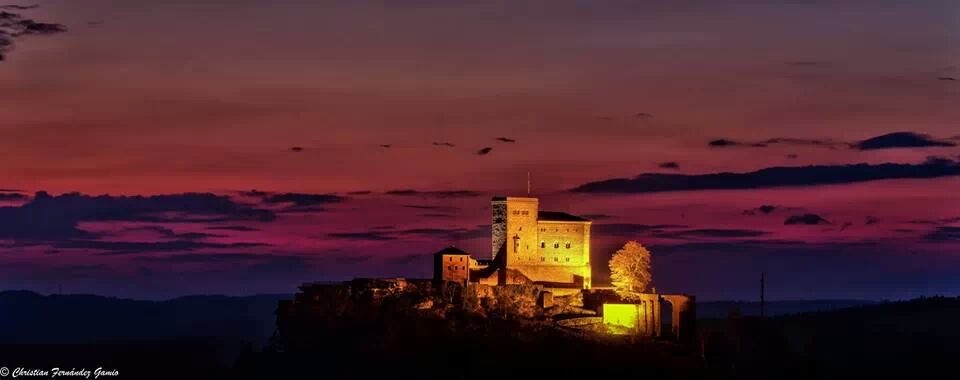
699,296,960,379
1,290,958,379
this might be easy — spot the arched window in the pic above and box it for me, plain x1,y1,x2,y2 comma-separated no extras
565,242,571,249
540,241,545,248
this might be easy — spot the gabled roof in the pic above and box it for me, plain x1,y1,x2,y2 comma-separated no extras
538,211,590,222
433,246,469,256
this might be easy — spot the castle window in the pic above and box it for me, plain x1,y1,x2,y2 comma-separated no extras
540,241,545,248
459,257,463,262
565,242,571,249
553,242,560,249
565,257,570,262
540,257,545,262
448,257,452,261
553,257,558,262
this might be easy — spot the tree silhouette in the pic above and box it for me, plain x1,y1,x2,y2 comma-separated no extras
609,241,653,301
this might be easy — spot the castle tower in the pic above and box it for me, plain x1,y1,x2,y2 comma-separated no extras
491,197,539,265
486,196,592,290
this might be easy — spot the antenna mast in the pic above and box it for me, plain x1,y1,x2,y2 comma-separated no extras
760,272,766,318
527,172,531,195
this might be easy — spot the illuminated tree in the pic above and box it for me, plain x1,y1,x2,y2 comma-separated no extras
608,241,652,301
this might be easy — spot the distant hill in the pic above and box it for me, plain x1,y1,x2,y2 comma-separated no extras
0,290,289,346
698,296,960,378
697,300,875,319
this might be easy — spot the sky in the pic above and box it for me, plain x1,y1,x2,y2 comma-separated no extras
0,0,958,300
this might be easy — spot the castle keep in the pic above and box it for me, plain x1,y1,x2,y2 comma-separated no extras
435,196,592,291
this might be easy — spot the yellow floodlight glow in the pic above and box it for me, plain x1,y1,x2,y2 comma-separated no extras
603,303,639,331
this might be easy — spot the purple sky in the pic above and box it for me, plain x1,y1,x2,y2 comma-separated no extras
0,0,958,300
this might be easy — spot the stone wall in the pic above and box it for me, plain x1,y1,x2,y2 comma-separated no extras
510,264,589,286
662,294,697,344
504,197,540,266
511,218,590,289
535,221,588,266
491,201,507,259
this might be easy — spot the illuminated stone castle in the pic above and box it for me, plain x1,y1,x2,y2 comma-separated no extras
434,196,592,290
278,195,697,342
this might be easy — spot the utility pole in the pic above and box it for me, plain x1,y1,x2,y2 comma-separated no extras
760,272,766,318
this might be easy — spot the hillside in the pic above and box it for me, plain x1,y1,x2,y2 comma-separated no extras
0,290,286,345
697,300,874,318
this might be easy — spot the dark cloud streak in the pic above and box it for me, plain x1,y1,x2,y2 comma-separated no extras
710,132,956,151
0,191,274,241
784,214,830,225
385,189,482,198
262,192,345,207
0,5,65,61
854,132,956,150
571,158,960,194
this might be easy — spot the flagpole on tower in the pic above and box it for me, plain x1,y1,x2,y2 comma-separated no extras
527,172,531,195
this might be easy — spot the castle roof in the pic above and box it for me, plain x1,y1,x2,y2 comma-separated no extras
433,246,469,256
538,211,590,222
491,196,537,201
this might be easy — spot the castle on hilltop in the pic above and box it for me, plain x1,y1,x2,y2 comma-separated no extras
434,196,593,292
281,195,696,344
